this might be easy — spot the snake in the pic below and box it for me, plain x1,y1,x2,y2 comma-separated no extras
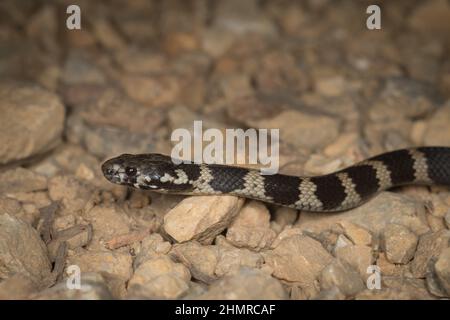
102,147,450,212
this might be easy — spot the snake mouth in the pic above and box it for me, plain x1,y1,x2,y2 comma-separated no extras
102,161,125,184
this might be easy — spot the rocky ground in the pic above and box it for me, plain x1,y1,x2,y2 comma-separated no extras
0,0,450,300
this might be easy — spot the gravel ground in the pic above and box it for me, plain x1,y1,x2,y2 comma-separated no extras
0,0,449,300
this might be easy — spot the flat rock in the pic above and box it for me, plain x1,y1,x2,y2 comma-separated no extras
31,272,113,300
408,0,450,37
170,240,263,282
445,210,450,229
128,256,190,299
0,274,38,299
170,241,219,283
134,234,172,268
0,214,52,286
48,175,95,215
226,200,276,250
356,277,435,300
251,109,340,150
264,234,333,292
163,196,244,244
66,250,133,280
369,77,436,122
83,205,133,248
338,221,372,246
319,260,365,298
335,244,374,279
296,192,430,238
195,268,287,300
411,230,450,278
0,168,47,194
0,82,64,164
382,224,418,264
119,74,180,107
433,247,450,296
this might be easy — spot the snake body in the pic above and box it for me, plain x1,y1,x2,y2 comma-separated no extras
102,147,450,212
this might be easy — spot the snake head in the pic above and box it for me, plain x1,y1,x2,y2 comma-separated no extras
102,153,186,192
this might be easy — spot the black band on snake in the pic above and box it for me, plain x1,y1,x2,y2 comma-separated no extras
102,147,450,212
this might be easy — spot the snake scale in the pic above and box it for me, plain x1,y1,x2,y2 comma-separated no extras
102,147,450,212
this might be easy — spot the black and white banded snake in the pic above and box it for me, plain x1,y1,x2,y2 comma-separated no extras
102,147,450,212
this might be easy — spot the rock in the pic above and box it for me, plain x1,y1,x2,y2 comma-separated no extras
433,247,450,296
195,268,287,300
424,102,450,146
61,52,106,86
213,0,277,37
202,27,236,57
0,197,24,218
134,234,172,268
356,277,435,300
296,192,430,238
382,224,418,264
427,214,446,232
5,192,51,222
270,226,304,248
66,250,133,280
319,260,365,298
83,205,133,249
315,75,346,97
215,245,264,278
0,274,38,299
254,50,310,95
0,82,65,164
170,241,219,283
227,94,291,124
170,240,263,282
67,114,163,160
119,74,180,107
273,207,298,229
369,77,436,122
264,234,333,294
251,110,340,150
333,234,353,253
163,196,244,244
30,144,100,179
338,222,372,246
167,105,228,137
410,120,427,145
335,245,374,279
162,31,199,56
408,0,450,37
226,201,276,250
376,253,408,277
31,272,113,300
303,154,343,175
0,168,47,194
114,50,168,74
316,286,346,300
0,214,52,285
48,175,95,215
410,230,450,278
128,256,190,299
445,210,450,229
66,91,166,158
91,19,126,50
323,132,360,158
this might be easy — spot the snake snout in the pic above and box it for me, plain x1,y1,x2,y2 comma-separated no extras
101,160,121,182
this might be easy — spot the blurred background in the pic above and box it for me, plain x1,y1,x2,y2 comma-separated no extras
1,0,449,168
0,0,449,300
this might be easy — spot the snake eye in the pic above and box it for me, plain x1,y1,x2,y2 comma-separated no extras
125,167,137,176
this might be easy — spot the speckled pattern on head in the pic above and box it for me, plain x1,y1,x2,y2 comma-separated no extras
102,147,450,212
